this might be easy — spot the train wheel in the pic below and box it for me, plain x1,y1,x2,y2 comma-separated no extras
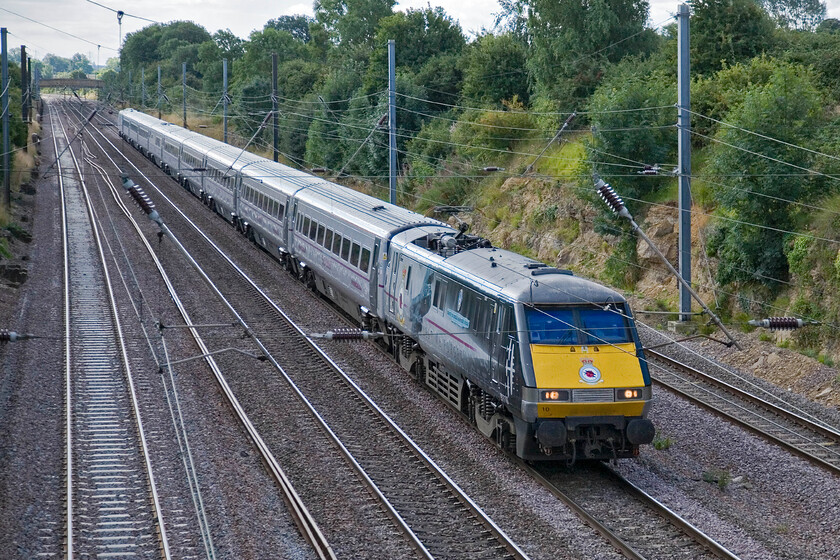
303,269,316,291
497,420,516,454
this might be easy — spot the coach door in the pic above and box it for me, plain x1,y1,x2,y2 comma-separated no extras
387,249,402,316
491,303,516,400
368,240,380,312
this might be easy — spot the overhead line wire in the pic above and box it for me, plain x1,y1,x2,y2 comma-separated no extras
0,7,118,51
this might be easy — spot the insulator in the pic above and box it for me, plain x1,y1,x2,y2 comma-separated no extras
0,330,30,342
596,181,625,214
127,185,155,215
748,317,806,330
312,329,383,341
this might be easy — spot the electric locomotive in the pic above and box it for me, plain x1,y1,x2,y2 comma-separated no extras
118,108,654,461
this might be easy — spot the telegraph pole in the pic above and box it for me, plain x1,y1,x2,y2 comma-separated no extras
157,65,161,119
223,58,228,143
1,28,9,212
182,62,187,128
677,3,692,321
388,39,396,205
272,52,278,162
20,46,28,124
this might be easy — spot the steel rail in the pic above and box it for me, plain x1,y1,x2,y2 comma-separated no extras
82,151,217,559
521,462,645,560
61,99,337,560
600,465,740,560
521,460,741,560
78,100,530,560
51,99,171,559
648,350,840,475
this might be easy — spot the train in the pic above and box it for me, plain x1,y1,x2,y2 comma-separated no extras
118,107,655,462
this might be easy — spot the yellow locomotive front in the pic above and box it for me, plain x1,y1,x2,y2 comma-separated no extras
521,304,654,461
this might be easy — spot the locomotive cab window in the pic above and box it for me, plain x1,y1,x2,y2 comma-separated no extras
526,308,577,345
578,308,630,344
525,306,631,345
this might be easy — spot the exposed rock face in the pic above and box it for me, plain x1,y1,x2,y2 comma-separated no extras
637,204,678,264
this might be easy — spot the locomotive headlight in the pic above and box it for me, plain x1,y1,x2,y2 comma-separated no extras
540,390,570,402
616,388,643,400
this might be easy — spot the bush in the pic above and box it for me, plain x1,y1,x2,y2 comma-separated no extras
451,99,536,163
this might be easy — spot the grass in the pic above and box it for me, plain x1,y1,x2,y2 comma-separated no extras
533,137,588,180
702,468,732,490
652,433,674,450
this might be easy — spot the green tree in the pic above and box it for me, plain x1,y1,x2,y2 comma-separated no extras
706,61,823,289
588,58,677,214
413,54,463,106
761,0,826,29
692,55,779,141
305,64,365,169
70,53,93,74
266,15,314,42
213,29,246,58
237,27,306,79
526,0,656,106
43,53,71,74
690,0,776,76
775,25,840,102
460,33,529,106
121,21,212,87
315,0,395,48
364,7,465,93
816,17,840,32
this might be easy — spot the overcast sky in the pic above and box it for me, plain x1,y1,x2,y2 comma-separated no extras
3,0,840,63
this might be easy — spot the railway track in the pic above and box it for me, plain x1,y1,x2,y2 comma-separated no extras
527,462,739,560
65,99,529,559
53,98,335,560
51,102,170,558
647,349,840,475
76,99,751,560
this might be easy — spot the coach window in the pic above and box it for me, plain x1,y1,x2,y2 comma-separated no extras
360,247,371,273
350,242,361,268
324,229,333,249
278,203,285,220
332,234,342,255
432,279,443,309
302,217,311,236
317,224,326,245
308,220,318,240
341,237,351,261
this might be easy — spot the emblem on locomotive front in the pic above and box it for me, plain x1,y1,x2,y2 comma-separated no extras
579,358,602,384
